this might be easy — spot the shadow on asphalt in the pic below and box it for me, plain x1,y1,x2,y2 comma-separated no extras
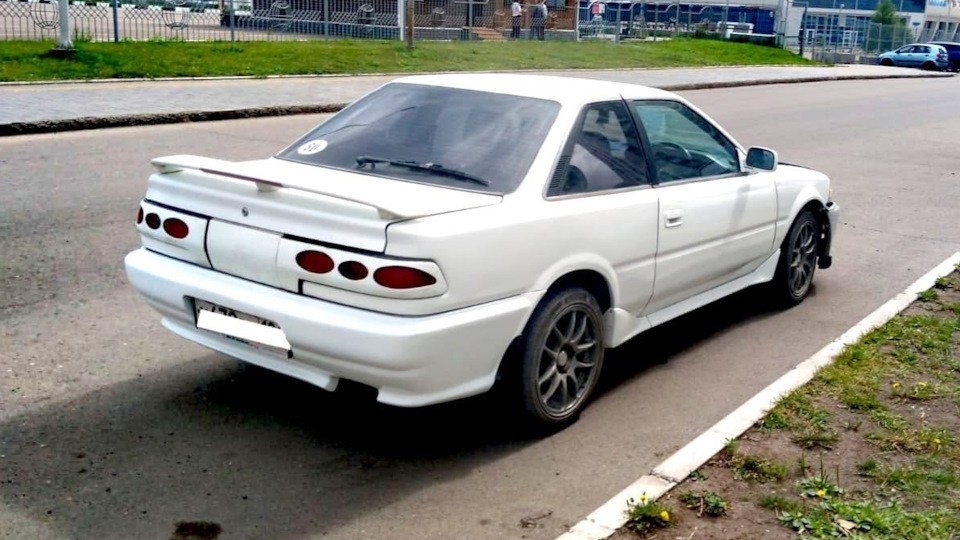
597,284,792,395
0,284,791,540
0,357,528,540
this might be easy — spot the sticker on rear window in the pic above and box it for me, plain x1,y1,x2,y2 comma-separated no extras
297,139,328,155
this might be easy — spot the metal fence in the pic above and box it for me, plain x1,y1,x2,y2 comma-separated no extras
795,21,917,63
0,0,584,41
575,1,776,42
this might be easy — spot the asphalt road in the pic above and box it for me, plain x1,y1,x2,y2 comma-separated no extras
2,77,959,540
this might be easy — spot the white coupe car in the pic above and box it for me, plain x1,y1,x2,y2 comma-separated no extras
125,74,839,429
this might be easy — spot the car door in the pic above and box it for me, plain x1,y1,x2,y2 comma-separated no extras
904,45,923,66
893,46,914,66
546,100,659,316
629,99,778,315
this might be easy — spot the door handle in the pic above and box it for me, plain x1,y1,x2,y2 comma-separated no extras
664,210,683,228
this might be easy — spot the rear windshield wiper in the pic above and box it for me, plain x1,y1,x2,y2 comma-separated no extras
355,155,489,187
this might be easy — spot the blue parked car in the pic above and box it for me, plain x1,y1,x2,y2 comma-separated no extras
877,43,950,71
929,42,960,72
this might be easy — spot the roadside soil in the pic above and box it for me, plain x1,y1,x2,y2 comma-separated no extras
612,270,960,539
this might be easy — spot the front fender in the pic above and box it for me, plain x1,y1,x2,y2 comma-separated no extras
775,166,830,248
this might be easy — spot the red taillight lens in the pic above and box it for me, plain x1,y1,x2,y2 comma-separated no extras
136,207,143,224
162,218,189,239
373,266,437,289
145,213,161,230
338,261,369,281
296,250,334,274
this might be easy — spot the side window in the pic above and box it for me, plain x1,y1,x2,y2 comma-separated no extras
549,101,650,196
632,100,740,183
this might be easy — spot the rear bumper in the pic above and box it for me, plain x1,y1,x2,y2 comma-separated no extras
125,248,538,407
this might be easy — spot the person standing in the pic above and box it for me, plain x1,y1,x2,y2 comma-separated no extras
511,0,522,39
529,0,546,40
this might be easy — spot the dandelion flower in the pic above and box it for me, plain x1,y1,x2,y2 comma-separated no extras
660,510,670,522
640,493,648,504
933,438,941,445
918,381,928,388
816,489,826,498
891,381,901,389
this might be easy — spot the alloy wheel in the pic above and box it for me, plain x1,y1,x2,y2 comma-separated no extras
789,220,817,297
535,306,601,417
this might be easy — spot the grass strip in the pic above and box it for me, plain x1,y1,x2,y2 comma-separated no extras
0,38,817,82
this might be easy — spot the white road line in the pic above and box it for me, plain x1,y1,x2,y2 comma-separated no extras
556,251,960,540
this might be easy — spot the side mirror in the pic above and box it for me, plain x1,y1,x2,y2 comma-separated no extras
746,147,778,172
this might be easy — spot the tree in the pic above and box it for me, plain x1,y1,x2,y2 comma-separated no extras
867,0,910,53
871,0,900,25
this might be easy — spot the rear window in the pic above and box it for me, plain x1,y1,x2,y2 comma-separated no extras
277,83,561,194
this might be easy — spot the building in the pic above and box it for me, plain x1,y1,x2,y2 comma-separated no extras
588,0,958,50
920,0,960,40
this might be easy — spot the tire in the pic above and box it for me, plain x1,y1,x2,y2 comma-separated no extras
880,58,893,66
922,61,937,71
516,287,605,429
770,210,819,308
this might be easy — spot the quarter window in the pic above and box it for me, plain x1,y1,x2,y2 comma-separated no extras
549,101,649,196
632,100,740,183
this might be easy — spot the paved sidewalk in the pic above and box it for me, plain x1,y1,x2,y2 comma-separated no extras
0,64,951,134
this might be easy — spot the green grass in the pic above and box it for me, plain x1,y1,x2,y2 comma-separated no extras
656,280,960,539
760,390,831,432
918,289,939,302
873,456,960,503
758,494,799,513
791,428,840,450
731,453,789,482
0,38,818,82
778,501,960,539
755,282,960,538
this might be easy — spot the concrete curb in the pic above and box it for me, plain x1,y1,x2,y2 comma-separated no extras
0,104,346,137
554,251,960,540
1,73,951,137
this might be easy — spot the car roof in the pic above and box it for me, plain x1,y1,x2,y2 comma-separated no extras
389,73,678,106
930,41,960,48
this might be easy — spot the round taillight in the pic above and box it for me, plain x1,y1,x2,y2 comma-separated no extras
373,266,437,289
163,218,189,239
136,207,143,224
338,261,369,281
145,213,161,230
296,250,334,274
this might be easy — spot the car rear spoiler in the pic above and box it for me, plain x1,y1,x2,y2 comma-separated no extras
151,155,406,220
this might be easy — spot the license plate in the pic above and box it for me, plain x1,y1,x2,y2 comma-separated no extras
194,299,291,356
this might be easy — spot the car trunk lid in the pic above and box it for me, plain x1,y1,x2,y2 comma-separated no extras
141,155,501,292
146,155,502,253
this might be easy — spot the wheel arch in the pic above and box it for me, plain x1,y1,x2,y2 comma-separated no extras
782,190,826,238
529,256,619,313
492,268,614,414
543,269,613,314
